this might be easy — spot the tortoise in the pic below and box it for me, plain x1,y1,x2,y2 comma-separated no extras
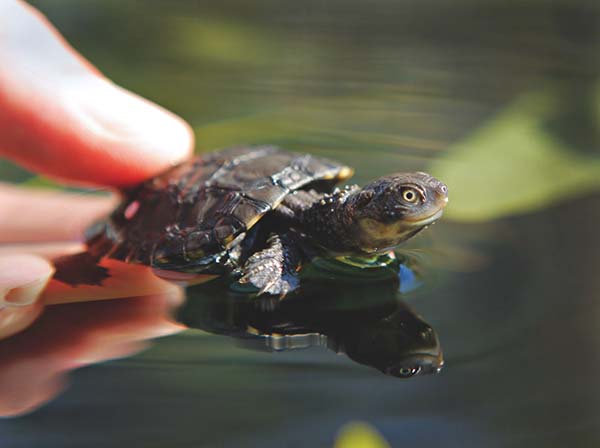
81,146,448,295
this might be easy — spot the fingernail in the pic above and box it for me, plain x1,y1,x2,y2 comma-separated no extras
3,277,48,306
63,76,192,165
0,255,54,307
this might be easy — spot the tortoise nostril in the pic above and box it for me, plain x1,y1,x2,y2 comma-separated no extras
435,184,448,205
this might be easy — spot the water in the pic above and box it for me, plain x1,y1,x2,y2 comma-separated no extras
2,0,600,446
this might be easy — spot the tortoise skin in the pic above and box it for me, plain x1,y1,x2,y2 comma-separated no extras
86,146,351,273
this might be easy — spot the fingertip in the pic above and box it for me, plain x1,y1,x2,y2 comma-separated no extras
0,254,54,306
0,1,195,187
0,255,54,339
0,301,44,342
61,79,195,184
0,254,53,340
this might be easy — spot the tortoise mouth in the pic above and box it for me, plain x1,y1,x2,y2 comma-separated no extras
405,206,446,227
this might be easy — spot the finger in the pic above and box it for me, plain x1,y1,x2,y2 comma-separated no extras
0,301,44,342
0,245,186,305
0,242,83,259
0,1,194,187
0,241,204,305
0,241,200,305
0,254,54,306
42,259,183,305
0,254,53,339
0,183,115,243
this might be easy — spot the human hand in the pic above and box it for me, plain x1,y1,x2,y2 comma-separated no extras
0,0,194,339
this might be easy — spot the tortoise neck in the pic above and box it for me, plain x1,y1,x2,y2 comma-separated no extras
300,186,361,254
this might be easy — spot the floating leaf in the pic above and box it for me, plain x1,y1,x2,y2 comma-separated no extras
334,422,391,448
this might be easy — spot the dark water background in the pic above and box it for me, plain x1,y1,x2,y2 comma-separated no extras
2,0,600,446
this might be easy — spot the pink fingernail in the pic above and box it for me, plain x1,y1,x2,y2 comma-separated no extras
0,255,54,307
3,278,47,306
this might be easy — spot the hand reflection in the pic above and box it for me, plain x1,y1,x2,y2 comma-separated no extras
0,290,185,417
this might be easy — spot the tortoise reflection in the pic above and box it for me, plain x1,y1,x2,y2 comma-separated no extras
180,268,443,378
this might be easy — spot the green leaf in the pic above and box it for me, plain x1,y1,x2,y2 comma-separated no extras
334,422,391,448
431,87,600,222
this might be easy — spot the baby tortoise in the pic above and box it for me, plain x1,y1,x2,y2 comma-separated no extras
83,146,448,295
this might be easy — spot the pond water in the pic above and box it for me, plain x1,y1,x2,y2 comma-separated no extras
2,0,600,447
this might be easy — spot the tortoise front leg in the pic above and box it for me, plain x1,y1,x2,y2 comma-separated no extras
238,232,303,297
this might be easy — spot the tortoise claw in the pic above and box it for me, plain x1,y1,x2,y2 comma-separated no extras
239,233,301,298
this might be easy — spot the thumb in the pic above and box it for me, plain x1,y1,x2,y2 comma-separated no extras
0,254,54,340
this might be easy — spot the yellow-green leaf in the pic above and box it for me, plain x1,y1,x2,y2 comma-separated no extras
334,422,391,448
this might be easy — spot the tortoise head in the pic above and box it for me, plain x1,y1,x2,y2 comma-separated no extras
342,307,444,378
349,172,448,253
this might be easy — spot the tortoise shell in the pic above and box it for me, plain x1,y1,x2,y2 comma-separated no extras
86,146,353,273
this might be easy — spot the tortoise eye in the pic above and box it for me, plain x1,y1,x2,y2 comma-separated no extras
401,188,419,203
387,365,422,378
397,367,420,377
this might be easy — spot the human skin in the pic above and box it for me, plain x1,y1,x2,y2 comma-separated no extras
0,0,194,339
